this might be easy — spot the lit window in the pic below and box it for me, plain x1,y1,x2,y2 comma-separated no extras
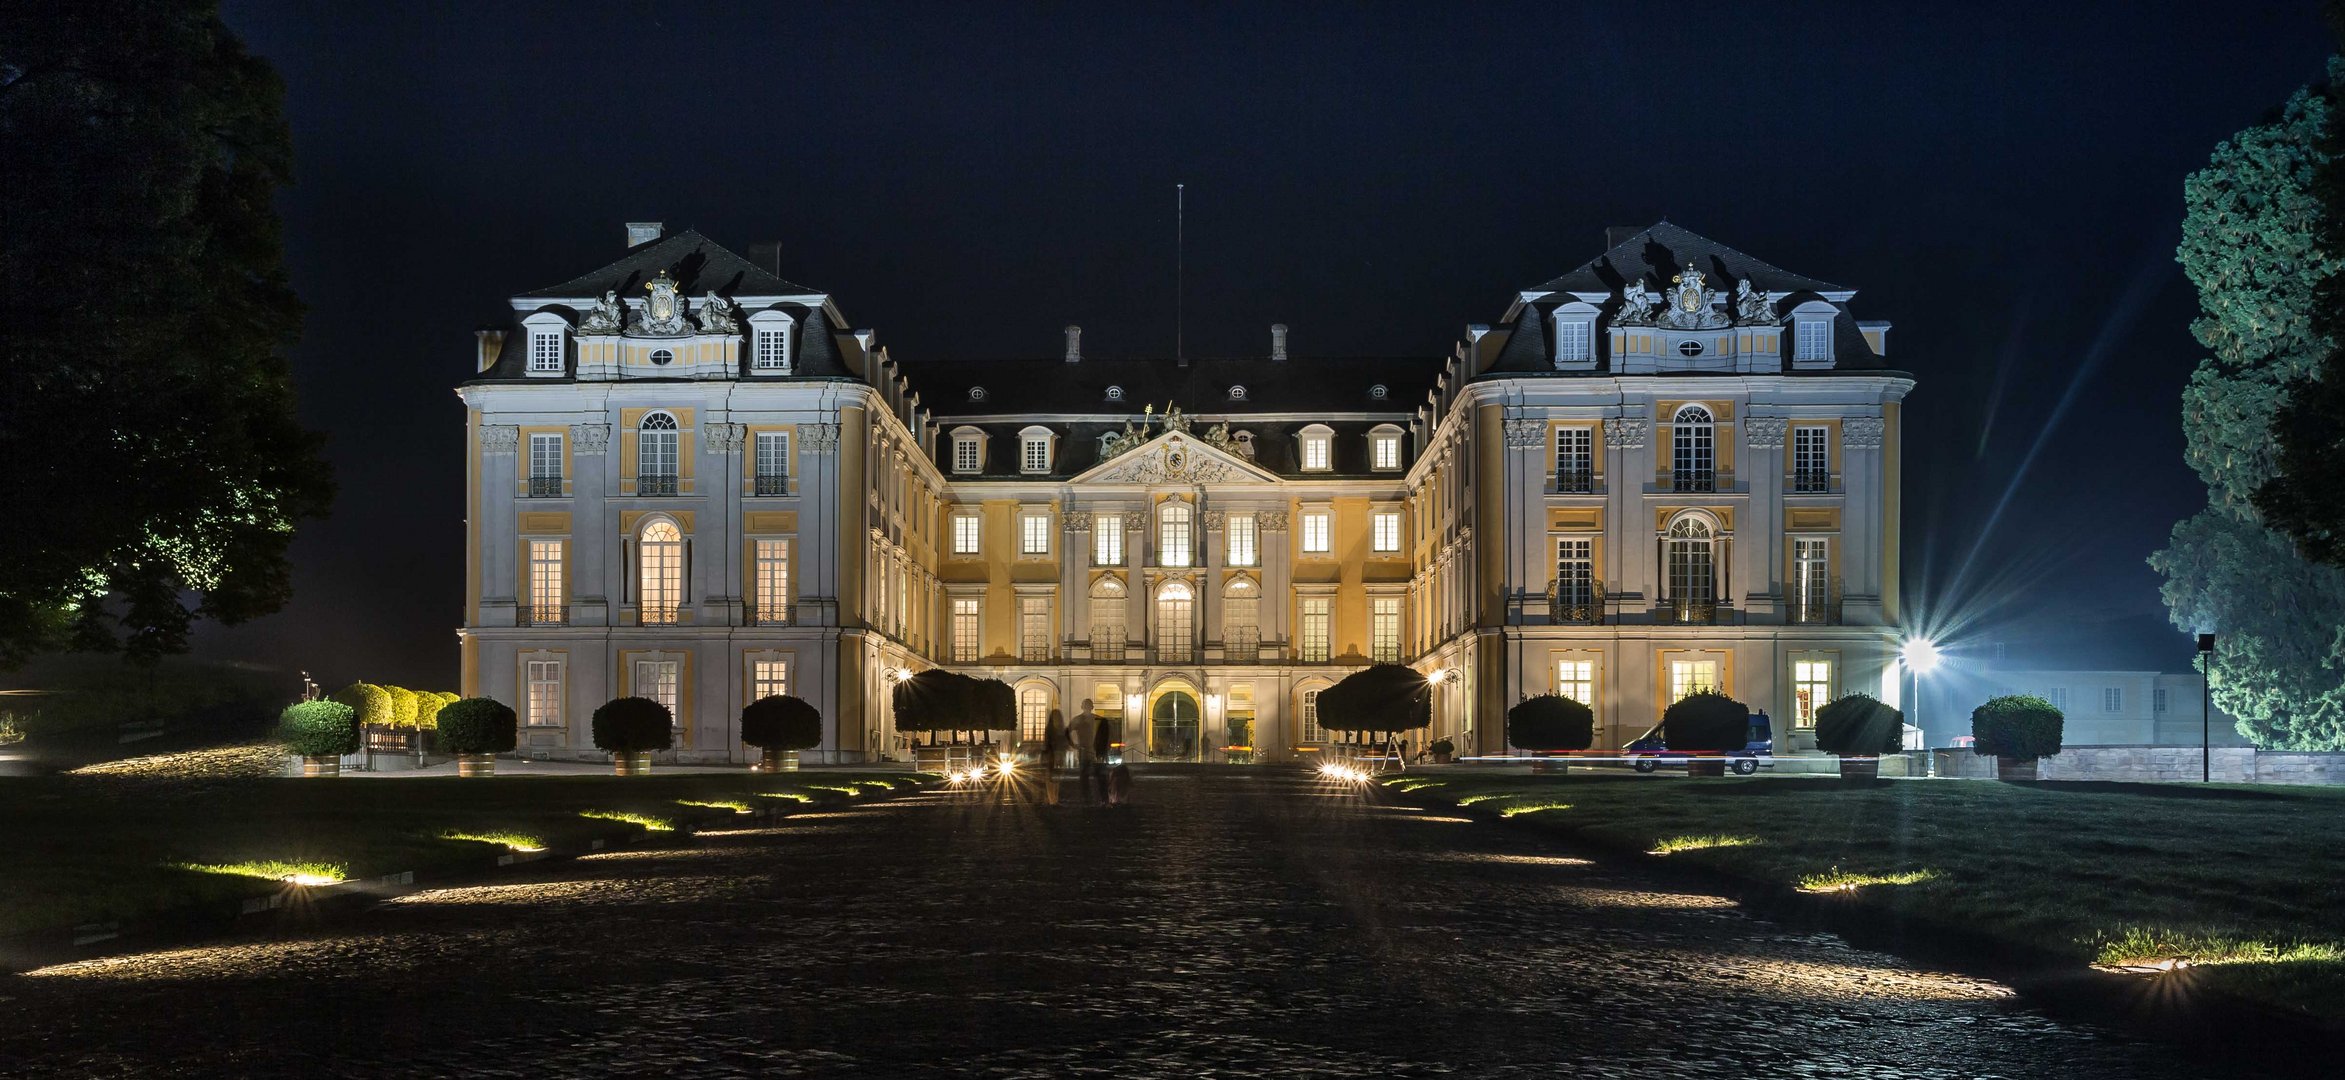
754,432,790,494
1793,427,1829,493
1793,660,1832,728
1021,597,1051,662
1554,428,1592,493
1020,686,1052,741
529,330,563,373
1792,539,1830,622
529,433,564,493
1021,513,1051,556
1671,405,1714,492
1226,514,1257,566
634,659,681,725
637,519,684,625
1371,598,1401,662
1666,515,1715,621
1554,538,1594,617
1300,689,1325,744
1090,579,1126,661
1300,429,1332,471
1370,427,1402,471
1669,659,1719,702
1223,580,1259,662
952,514,980,556
528,540,565,625
1368,384,1388,400
638,412,680,493
1156,581,1194,662
1094,514,1124,566
751,659,788,702
1556,660,1593,706
952,432,982,474
2103,687,2122,713
1301,511,1331,555
1158,503,1193,567
1300,598,1330,662
1371,511,1400,553
753,539,790,624
951,598,980,663
526,659,564,726
1019,427,1053,474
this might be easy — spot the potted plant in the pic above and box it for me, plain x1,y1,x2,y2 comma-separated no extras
278,700,359,777
1971,694,2063,781
1663,691,1751,778
593,696,674,775
743,694,822,771
1813,692,1903,783
1508,694,1594,773
436,697,518,777
1427,738,1456,765
1319,664,1435,765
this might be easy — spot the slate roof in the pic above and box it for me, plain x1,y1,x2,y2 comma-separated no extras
938,418,1411,480
521,229,821,300
1530,221,1844,296
908,356,1435,418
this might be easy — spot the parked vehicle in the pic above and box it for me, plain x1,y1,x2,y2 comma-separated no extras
1626,713,1775,775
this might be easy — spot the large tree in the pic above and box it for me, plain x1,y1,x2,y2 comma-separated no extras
2150,57,2345,751
0,1,331,665
2260,12,2345,564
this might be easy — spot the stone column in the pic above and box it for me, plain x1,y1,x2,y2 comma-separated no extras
1743,416,1787,617
1603,415,1651,613
570,421,612,626
479,425,520,627
1201,507,1226,656
1261,510,1291,660
1065,509,1091,659
1841,416,1886,623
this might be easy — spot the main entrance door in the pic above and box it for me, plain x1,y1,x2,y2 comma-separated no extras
1149,690,1202,762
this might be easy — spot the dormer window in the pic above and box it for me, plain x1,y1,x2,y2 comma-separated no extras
968,386,988,402
1105,385,1124,402
1233,431,1256,458
1018,425,1055,474
1297,424,1334,472
748,309,796,374
521,312,570,377
950,426,985,474
1229,385,1248,401
1368,425,1404,471
1789,301,1837,368
1369,384,1388,400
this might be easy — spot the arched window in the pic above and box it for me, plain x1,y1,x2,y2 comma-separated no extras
1158,501,1193,568
1019,685,1053,745
639,411,680,494
1296,423,1334,472
1156,580,1194,662
1223,577,1260,663
638,518,684,625
1091,577,1127,662
1666,514,1716,624
1018,425,1054,474
1671,405,1714,493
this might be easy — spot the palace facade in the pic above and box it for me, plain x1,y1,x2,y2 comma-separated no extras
458,221,1912,763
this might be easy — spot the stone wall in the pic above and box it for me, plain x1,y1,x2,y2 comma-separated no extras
1922,744,2345,785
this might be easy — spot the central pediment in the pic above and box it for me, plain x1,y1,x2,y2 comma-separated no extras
1070,430,1283,486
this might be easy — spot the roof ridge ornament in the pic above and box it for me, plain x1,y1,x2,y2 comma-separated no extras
1660,263,1729,330
1733,278,1776,326
631,270,690,336
580,290,625,335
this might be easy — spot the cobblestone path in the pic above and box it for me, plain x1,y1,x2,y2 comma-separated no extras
0,769,2266,1078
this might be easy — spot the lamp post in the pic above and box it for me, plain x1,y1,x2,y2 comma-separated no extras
2197,633,2215,783
1900,638,1939,776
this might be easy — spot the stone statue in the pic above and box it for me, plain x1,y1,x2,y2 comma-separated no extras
580,290,625,333
1162,403,1190,434
696,291,740,334
1618,280,1659,326
1202,421,1231,448
1734,279,1774,325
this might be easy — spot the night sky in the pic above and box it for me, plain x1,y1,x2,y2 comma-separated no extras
202,1,2332,692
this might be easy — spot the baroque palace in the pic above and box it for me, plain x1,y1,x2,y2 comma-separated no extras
458,221,1911,764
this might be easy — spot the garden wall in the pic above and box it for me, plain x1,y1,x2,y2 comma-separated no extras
1949,745,2345,785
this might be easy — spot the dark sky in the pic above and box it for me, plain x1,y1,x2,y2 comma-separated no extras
202,0,2333,692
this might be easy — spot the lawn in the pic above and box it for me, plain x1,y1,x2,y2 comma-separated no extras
0,766,929,941
1379,770,2345,1023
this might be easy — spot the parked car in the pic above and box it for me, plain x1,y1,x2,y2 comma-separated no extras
1626,713,1776,775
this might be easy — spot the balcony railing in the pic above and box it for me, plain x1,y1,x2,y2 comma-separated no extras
1792,468,1831,494
525,604,568,626
638,474,679,496
1547,579,1606,625
1670,468,1716,493
1668,596,1721,625
749,605,790,626
1788,578,1842,625
527,475,564,498
639,604,681,626
1154,643,1195,664
1554,468,1594,495
1092,634,1126,663
754,474,788,496
1224,629,1259,664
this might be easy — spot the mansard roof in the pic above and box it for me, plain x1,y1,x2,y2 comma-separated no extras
909,356,1433,418
1530,221,1845,297
520,229,822,300
939,417,1408,480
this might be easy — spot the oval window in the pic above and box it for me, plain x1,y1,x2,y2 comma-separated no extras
649,348,675,366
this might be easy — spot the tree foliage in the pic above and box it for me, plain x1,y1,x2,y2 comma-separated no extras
277,700,356,758
591,696,673,754
1812,693,1904,757
330,683,392,729
1315,665,1433,734
1661,691,1750,753
2151,56,2345,751
1970,695,2064,761
741,694,822,751
0,1,333,666
434,697,516,756
1507,694,1594,752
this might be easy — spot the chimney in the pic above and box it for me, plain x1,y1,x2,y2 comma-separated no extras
625,221,664,248
1271,323,1288,361
1064,325,1082,363
1604,225,1642,250
474,329,506,373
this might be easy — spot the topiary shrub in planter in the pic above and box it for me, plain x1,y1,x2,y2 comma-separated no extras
1813,693,1903,784
1318,665,1434,751
383,685,420,730
593,696,674,775
1508,694,1595,773
1427,738,1456,764
1971,694,2063,781
437,697,518,777
1663,691,1751,778
973,678,1018,736
331,682,393,733
743,694,822,771
279,700,359,776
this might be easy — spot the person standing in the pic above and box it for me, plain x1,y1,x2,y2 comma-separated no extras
1041,707,1067,805
1071,699,1104,803
1095,707,1125,805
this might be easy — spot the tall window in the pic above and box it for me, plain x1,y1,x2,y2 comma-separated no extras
1091,579,1126,662
1556,660,1594,706
952,514,980,556
1156,581,1194,662
1666,516,1715,621
527,539,565,624
2154,688,2170,713
638,519,683,624
1300,598,1331,662
1223,580,1259,663
753,539,790,624
1554,427,1592,493
1020,597,1051,661
1020,513,1051,556
1671,405,1714,492
1792,538,1830,622
753,326,789,370
1795,318,1830,362
952,434,981,474
1301,511,1331,554
634,659,681,725
1299,427,1332,471
528,433,563,496
1792,659,1832,728
1020,687,1052,743
951,598,980,662
2103,687,2122,712
1158,503,1193,567
1792,426,1829,493
526,659,564,726
1299,689,1325,745
1020,431,1051,474
1370,430,1402,471
1371,511,1400,553
639,412,680,494
2045,687,2070,711
1556,318,1593,364
1554,537,1594,618
1371,598,1401,662
1226,513,1257,566
754,431,790,495
751,659,788,701
1094,514,1124,566
529,330,562,373
1669,659,1720,702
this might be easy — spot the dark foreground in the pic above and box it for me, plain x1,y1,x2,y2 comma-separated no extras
0,768,2271,1078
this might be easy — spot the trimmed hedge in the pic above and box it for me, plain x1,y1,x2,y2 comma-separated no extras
330,682,393,729
1507,694,1595,751
1317,664,1433,734
278,700,359,758
1972,694,2064,760
436,697,518,755
743,694,822,751
1662,691,1751,752
893,670,973,733
592,696,675,754
1813,693,1904,757
384,685,420,729
973,678,1017,732
416,691,454,730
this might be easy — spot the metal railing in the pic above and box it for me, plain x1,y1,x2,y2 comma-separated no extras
1668,596,1721,625
639,604,681,626
749,604,790,626
1548,579,1605,624
1554,468,1594,495
1670,468,1716,493
754,474,788,496
1092,635,1126,663
527,475,564,498
638,474,679,496
1225,629,1258,663
1788,578,1841,625
525,604,568,626
1792,468,1831,494
1154,644,1195,664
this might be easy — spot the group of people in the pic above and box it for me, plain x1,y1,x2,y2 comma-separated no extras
1040,698,1130,806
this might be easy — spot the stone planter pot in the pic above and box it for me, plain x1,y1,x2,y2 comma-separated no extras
611,751,652,776
755,748,802,772
300,755,341,778
1838,756,1880,784
1686,757,1728,779
1431,752,1454,765
455,753,496,778
1997,756,2038,782
1530,756,1568,775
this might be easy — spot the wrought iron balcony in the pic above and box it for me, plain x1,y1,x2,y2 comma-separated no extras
1224,629,1259,664
749,604,790,626
754,474,788,496
524,604,568,626
527,475,564,498
638,474,679,496
638,604,681,626
1554,469,1594,495
1154,643,1195,664
1547,579,1606,625
1668,596,1721,625
1788,579,1842,625
1792,468,1832,494
1092,635,1126,663
1670,469,1716,493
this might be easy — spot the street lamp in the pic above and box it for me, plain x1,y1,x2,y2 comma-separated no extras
2197,633,2215,783
1900,638,1939,775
